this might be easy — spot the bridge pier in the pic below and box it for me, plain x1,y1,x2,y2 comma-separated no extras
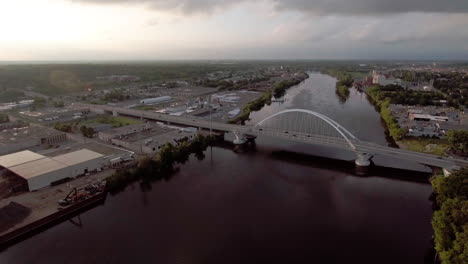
355,153,373,167
443,166,461,177
233,131,247,145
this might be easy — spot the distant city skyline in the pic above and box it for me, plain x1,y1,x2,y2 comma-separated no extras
1,0,468,61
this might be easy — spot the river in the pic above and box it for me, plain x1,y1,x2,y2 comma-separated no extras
0,73,434,264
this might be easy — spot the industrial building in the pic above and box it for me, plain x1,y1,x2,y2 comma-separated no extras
0,125,67,155
109,126,196,155
140,96,172,105
409,113,449,122
0,149,108,191
98,123,152,142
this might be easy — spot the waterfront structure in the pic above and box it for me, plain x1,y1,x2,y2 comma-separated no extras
0,149,106,191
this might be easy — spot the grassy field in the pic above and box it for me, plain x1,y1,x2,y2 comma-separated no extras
399,138,450,156
132,105,155,111
82,115,142,127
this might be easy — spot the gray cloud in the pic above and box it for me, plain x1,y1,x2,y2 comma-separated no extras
70,0,243,14
70,0,468,15
272,0,468,15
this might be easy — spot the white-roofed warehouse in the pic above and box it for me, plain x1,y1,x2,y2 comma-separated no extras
0,149,105,191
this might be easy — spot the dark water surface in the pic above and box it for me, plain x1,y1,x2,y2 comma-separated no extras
0,73,434,264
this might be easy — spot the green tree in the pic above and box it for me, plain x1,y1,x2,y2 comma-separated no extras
447,130,468,154
431,169,468,264
79,125,95,138
54,123,72,133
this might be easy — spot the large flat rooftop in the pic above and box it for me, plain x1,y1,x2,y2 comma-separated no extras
0,151,45,169
1,148,107,181
0,125,65,146
8,158,67,180
51,149,104,166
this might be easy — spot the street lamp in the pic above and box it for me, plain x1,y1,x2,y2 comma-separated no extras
209,95,212,136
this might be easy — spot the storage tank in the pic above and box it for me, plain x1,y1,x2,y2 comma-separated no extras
140,96,172,105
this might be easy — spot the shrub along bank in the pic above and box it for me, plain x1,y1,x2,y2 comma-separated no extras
323,69,354,101
430,169,468,264
228,91,272,124
366,86,406,141
106,134,216,194
273,79,303,98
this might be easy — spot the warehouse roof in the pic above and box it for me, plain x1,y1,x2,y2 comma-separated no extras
52,149,104,166
0,151,46,169
8,157,67,179
1,149,104,181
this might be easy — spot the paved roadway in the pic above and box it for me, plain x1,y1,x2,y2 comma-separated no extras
76,103,468,169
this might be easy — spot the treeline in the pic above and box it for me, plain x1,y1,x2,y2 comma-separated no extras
0,63,248,95
229,91,272,124
376,84,447,106
80,125,95,138
102,90,130,102
273,79,302,98
447,130,468,154
54,123,73,133
106,134,216,194
200,76,271,90
391,70,468,108
327,70,354,101
430,169,468,264
336,85,350,101
367,86,406,140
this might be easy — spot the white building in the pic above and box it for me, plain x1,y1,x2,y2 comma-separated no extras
0,149,107,191
140,96,172,105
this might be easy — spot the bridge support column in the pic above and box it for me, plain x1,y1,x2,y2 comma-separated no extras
443,166,461,177
233,131,247,145
355,153,373,167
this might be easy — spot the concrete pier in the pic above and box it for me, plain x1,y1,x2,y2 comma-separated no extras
355,153,373,167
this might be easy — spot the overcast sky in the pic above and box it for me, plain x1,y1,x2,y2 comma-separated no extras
1,0,467,60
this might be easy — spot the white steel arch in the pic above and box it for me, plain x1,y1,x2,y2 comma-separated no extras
254,109,358,150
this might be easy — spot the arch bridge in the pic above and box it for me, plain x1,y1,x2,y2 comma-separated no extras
79,103,468,172
236,109,371,166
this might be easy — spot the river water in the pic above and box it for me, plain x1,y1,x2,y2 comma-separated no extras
0,73,434,264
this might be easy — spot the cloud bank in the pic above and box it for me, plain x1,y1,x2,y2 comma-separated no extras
71,0,468,15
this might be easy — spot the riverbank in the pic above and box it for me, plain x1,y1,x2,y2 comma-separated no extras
365,86,406,142
322,69,353,102
106,134,217,194
228,91,272,124
273,78,304,98
0,169,113,248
